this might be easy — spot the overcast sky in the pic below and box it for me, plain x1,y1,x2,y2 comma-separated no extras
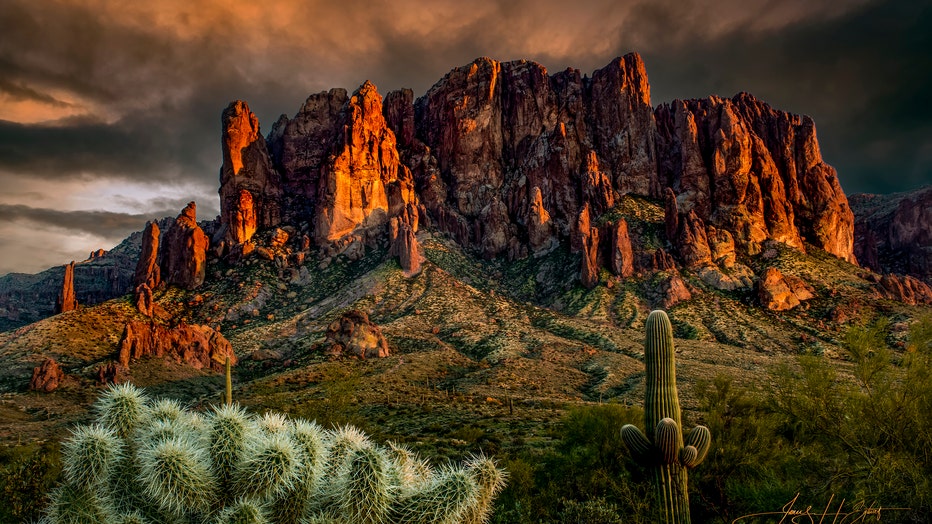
1,0,929,275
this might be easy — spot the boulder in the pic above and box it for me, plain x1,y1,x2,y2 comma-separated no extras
878,274,932,305
757,267,815,311
648,275,692,309
96,362,128,385
324,310,390,359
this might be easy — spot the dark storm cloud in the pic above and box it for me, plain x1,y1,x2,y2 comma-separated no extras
0,78,73,107
0,204,174,238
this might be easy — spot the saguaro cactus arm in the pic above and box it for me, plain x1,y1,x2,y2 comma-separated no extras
621,424,652,462
683,425,711,468
655,418,681,465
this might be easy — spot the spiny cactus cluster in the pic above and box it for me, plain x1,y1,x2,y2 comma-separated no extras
620,310,711,524
46,383,506,524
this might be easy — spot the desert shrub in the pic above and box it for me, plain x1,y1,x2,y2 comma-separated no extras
491,404,652,524
45,383,506,524
766,316,932,522
0,442,61,522
689,375,798,522
557,497,624,524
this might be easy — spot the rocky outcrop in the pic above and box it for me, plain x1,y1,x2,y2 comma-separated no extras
850,187,932,282
407,54,656,262
389,214,420,275
55,261,77,313
527,187,557,254
324,310,390,359
314,82,411,246
29,358,64,392
158,203,209,290
117,321,235,371
580,226,600,289
243,82,421,270
757,267,815,311
656,94,854,263
647,274,692,309
219,100,281,246
607,219,635,277
135,284,154,317
646,248,677,273
878,274,932,306
96,362,128,385
707,226,737,267
133,221,161,290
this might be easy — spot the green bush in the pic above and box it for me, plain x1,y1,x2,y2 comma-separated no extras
766,316,932,522
491,403,653,524
0,442,61,522
45,383,506,524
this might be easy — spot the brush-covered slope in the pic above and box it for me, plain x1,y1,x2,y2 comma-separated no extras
1,193,926,453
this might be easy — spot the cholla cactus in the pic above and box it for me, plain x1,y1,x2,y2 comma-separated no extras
620,310,712,524
47,383,507,524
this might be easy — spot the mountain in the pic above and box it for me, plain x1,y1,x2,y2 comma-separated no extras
216,53,856,283
850,186,932,282
4,53,927,333
0,54,930,520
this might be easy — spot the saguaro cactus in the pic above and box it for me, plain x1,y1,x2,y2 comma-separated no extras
621,310,711,524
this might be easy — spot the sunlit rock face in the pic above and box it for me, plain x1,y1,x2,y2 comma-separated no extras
117,321,236,371
158,202,208,290
133,220,160,290
55,261,77,314
655,93,855,263
211,53,857,288
219,100,282,246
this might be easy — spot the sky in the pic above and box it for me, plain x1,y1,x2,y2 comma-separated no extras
1,0,930,275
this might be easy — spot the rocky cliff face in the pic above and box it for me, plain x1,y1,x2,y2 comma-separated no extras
158,202,209,290
850,186,932,282
211,53,856,292
223,82,421,267
655,93,854,262
219,101,282,247
117,320,236,371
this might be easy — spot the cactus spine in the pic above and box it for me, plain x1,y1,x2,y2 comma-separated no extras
621,310,711,524
47,383,506,524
